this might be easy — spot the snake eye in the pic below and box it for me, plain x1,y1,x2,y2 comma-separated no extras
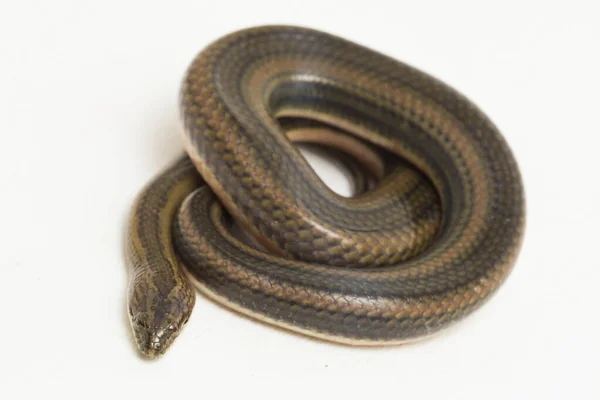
132,315,150,329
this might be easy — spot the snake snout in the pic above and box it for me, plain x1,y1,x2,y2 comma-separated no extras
130,310,184,358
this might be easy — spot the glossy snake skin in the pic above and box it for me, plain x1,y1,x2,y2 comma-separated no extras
127,26,525,358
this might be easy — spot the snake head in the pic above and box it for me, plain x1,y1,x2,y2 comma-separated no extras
129,291,194,358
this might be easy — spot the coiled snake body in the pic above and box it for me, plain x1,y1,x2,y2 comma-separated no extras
127,26,525,358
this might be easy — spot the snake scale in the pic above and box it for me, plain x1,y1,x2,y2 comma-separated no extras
127,25,525,358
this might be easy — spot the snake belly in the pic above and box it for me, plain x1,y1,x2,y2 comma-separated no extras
127,25,525,358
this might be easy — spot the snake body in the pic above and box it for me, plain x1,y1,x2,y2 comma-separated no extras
127,26,525,358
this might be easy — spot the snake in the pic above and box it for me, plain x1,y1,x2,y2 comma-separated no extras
127,25,525,358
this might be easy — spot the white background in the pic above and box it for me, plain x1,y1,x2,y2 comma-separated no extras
1,1,598,399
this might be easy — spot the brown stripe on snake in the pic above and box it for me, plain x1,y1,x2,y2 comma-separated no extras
127,26,525,358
